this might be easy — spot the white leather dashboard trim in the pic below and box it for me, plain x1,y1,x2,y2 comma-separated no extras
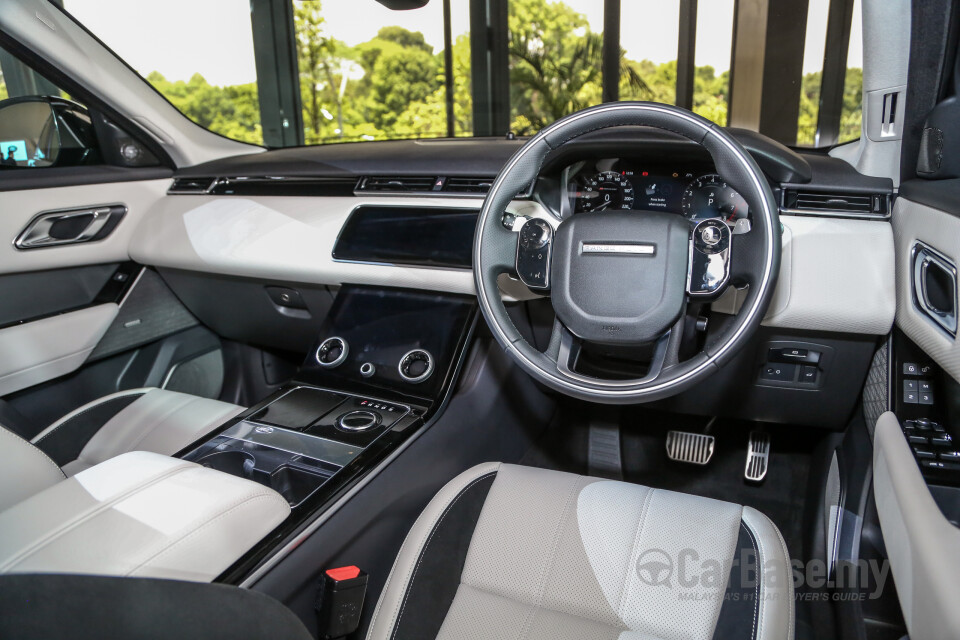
762,215,895,334
892,197,960,382
0,451,290,582
0,303,118,397
0,179,169,275
714,216,895,334
129,196,550,296
873,412,960,640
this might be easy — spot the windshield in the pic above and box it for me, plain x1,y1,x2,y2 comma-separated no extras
60,0,862,149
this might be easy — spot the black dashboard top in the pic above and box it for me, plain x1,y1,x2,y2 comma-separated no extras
177,127,818,185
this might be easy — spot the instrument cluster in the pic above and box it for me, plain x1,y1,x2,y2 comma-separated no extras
564,159,750,228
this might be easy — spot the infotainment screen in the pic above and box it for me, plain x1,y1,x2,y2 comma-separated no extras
332,205,477,269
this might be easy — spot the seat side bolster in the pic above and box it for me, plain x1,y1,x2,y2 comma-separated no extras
366,461,502,640
741,506,795,640
0,427,65,513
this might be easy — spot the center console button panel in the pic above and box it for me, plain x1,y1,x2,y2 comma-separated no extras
398,349,434,383
183,386,415,507
316,337,349,368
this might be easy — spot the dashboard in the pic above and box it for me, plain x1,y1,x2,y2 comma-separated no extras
562,159,750,229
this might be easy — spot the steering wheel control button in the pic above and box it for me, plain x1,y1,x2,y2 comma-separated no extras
516,218,553,290
688,219,732,297
335,410,381,432
700,225,722,246
316,337,349,368
398,349,435,383
519,218,552,249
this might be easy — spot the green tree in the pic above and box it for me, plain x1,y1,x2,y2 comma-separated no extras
507,0,648,134
146,71,262,144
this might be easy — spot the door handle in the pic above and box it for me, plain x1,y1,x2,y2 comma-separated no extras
15,204,126,249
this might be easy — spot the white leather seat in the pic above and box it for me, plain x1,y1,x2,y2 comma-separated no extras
368,463,794,640
0,388,243,512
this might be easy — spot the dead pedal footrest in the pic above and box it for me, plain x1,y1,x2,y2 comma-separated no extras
745,431,771,482
665,430,715,465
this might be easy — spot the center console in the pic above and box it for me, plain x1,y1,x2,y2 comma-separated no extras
177,285,476,578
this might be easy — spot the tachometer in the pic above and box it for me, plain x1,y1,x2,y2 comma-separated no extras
573,171,635,212
681,174,748,225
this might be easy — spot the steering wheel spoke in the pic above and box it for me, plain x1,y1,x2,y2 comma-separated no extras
546,318,676,386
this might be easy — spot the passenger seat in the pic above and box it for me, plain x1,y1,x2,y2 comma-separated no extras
0,388,243,511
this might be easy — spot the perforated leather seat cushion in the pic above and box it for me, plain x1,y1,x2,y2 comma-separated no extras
368,463,794,640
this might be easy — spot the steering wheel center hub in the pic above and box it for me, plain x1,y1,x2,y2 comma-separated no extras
550,211,690,345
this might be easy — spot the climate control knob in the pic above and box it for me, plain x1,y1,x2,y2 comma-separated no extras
315,337,348,368
398,349,434,383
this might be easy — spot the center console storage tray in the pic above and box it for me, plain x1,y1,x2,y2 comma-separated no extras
183,425,347,507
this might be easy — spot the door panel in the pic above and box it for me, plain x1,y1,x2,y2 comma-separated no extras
0,178,168,274
892,194,960,382
0,303,117,396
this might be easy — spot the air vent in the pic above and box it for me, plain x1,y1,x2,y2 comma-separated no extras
782,189,889,218
169,177,217,194
445,177,494,194
356,176,439,193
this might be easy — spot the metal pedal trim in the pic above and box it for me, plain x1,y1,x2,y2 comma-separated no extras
665,431,715,465
745,431,771,482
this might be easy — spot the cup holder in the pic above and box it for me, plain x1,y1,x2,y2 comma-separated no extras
270,465,330,506
197,451,256,479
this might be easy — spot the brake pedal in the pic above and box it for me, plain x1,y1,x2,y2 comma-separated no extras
665,431,715,465
745,431,771,482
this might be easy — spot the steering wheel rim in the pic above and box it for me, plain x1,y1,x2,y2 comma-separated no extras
473,102,780,404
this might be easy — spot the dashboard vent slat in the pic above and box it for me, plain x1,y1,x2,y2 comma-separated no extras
357,176,439,192
169,177,217,194
782,189,889,217
445,177,494,194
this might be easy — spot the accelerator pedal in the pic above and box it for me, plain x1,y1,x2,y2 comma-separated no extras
745,431,771,482
665,431,715,465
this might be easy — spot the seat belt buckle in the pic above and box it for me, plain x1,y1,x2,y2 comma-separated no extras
315,565,368,639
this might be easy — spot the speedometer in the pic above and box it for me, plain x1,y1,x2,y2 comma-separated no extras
573,171,635,212
681,174,748,225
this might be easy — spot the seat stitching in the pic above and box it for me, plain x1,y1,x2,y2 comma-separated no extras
33,393,146,446
126,492,288,576
517,475,585,640
740,520,760,640
0,426,64,479
618,486,655,621
770,514,795,638
389,471,498,640
369,466,499,636
742,516,767,640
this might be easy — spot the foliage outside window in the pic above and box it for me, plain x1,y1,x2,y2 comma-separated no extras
60,0,863,148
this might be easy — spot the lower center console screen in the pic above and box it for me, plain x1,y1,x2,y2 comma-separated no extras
298,286,476,401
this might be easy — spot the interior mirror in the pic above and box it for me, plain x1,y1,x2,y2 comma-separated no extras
0,96,99,169
374,0,429,9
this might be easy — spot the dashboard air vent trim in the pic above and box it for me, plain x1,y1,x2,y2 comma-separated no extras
780,188,891,219
168,177,218,194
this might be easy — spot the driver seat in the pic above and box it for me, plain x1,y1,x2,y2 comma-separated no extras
368,462,793,640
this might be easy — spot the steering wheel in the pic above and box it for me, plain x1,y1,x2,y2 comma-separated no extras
473,102,780,404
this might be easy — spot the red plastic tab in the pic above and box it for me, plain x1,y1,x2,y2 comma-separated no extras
325,566,361,581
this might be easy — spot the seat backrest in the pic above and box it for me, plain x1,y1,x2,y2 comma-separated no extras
0,427,64,512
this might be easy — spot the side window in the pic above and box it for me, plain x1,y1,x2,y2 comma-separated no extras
0,43,158,170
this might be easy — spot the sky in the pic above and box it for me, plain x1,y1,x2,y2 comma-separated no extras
64,0,863,87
